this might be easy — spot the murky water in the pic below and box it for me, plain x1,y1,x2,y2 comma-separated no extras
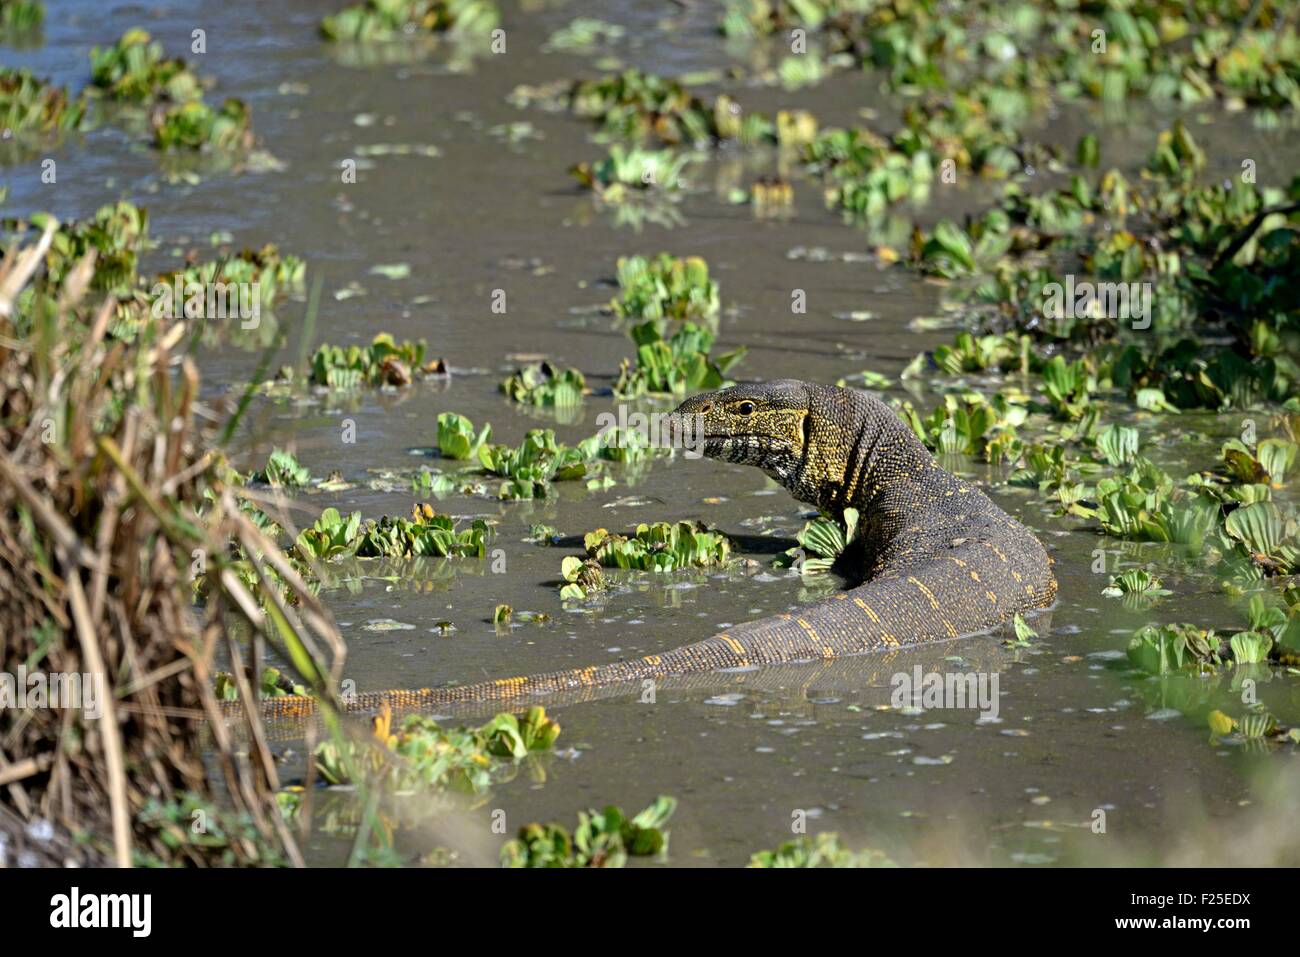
6,1,1299,866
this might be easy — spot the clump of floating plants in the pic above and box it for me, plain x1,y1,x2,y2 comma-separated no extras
89,28,205,102
0,224,344,866
556,68,816,148
88,29,254,152
294,504,493,561
247,448,313,489
308,332,444,388
774,508,859,575
611,253,719,322
1127,593,1299,676
0,68,86,155
476,428,597,499
7,201,150,296
558,556,607,601
719,0,1300,112
309,704,559,793
748,832,898,868
434,412,655,500
571,145,695,203
500,360,587,407
560,521,733,598
321,0,500,42
0,0,43,34
1100,568,1171,605
501,796,676,867
3,201,305,350
613,320,744,398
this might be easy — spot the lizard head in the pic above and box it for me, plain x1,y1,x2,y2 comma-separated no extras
669,380,875,512
668,379,814,486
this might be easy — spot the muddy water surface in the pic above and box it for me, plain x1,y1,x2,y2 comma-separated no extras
6,0,1300,865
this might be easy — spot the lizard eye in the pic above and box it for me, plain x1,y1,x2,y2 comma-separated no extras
734,401,755,416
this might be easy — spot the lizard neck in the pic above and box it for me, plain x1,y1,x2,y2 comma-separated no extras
788,387,961,534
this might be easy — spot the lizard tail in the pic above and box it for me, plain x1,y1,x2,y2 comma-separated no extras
235,543,1055,728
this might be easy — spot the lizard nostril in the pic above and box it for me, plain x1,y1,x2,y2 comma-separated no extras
699,402,712,414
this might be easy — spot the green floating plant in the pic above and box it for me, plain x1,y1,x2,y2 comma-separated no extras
0,68,85,139
802,125,933,218
1090,458,1218,544
249,449,311,488
214,666,305,701
1101,568,1171,602
87,30,254,153
748,832,898,868
1127,623,1221,675
500,796,676,867
160,243,305,306
545,17,625,53
899,392,1027,463
1005,613,1038,648
8,202,148,299
136,792,286,867
500,361,586,407
558,556,606,601
775,508,858,575
1094,424,1139,468
1128,591,1300,676
321,0,500,42
436,412,492,459
313,704,558,794
1207,707,1298,747
611,253,719,322
582,520,732,572
569,69,722,145
311,333,437,388
931,331,1031,375
1222,501,1300,576
917,216,1011,278
1220,438,1298,488
571,145,694,201
1039,355,1097,421
720,0,862,38
479,706,562,758
152,98,252,152
477,429,591,499
295,504,491,561
0,0,43,33
89,29,204,103
613,320,745,398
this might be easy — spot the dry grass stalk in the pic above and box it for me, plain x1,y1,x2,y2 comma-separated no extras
0,229,345,867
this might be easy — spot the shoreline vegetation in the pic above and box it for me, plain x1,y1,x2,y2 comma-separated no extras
1,0,1299,866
